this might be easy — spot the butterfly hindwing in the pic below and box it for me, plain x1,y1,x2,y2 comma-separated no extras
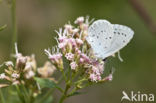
103,24,134,57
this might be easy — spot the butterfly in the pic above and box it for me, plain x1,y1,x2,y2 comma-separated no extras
86,20,134,60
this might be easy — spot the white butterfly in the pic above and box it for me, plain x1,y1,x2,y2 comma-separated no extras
86,20,134,60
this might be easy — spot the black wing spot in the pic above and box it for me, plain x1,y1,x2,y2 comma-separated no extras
114,32,116,34
118,32,120,35
121,33,124,35
123,40,125,43
124,34,127,37
97,36,99,38
104,47,107,48
105,38,108,39
109,37,112,39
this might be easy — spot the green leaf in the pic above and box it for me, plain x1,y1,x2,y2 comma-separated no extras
34,77,57,89
0,25,7,31
35,91,53,103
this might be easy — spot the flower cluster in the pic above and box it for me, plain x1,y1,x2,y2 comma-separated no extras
0,16,116,103
45,16,113,83
0,44,56,88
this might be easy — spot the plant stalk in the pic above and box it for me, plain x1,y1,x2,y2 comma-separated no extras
58,84,70,103
10,0,17,58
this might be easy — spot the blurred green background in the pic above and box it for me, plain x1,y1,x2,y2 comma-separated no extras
0,0,156,103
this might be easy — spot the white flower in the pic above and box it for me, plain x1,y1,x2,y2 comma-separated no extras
25,70,35,79
70,62,78,70
76,38,83,45
64,24,72,31
5,61,14,67
89,73,97,82
65,53,74,61
0,73,6,79
12,73,20,78
72,28,79,34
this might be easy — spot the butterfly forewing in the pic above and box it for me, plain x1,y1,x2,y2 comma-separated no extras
86,20,114,59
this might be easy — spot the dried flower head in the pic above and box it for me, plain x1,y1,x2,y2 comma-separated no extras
38,61,56,78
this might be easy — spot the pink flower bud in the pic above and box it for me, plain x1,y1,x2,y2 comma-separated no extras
68,38,77,47
64,24,72,31
58,37,67,43
58,42,67,49
105,74,113,81
76,38,83,45
89,73,97,82
70,62,78,70
74,17,84,24
72,28,79,34
81,53,90,63
79,58,84,63
82,24,88,30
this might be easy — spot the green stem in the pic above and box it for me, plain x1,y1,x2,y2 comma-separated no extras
0,89,5,103
36,75,64,103
36,88,54,103
59,84,70,103
10,0,17,57
15,85,26,103
62,70,67,83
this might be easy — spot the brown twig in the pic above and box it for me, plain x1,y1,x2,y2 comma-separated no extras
128,0,156,33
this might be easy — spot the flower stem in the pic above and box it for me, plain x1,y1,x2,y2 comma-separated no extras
36,88,54,103
0,89,5,103
59,84,70,103
10,0,17,58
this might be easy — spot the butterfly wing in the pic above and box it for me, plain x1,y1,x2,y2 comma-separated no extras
86,20,114,59
103,24,134,57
